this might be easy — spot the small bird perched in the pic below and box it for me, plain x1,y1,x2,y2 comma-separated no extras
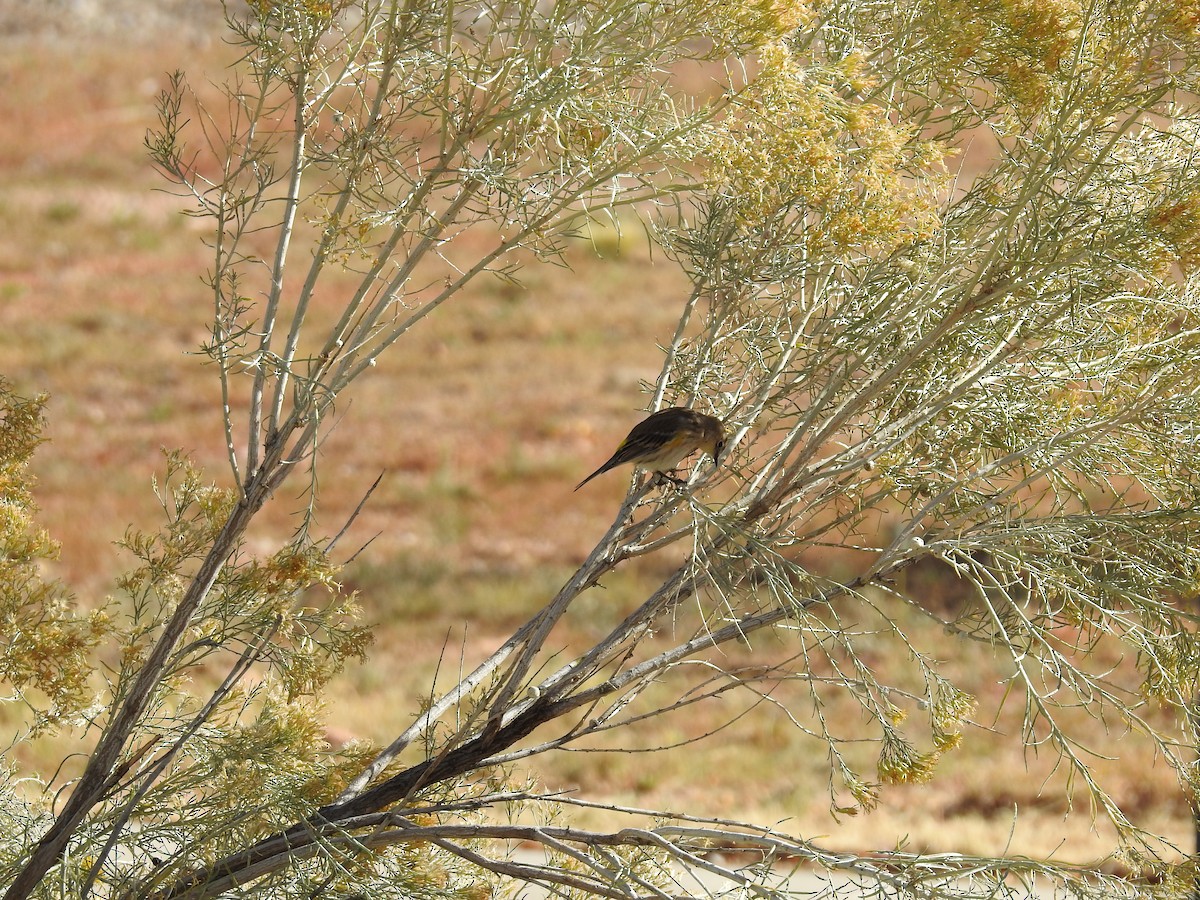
575,407,725,491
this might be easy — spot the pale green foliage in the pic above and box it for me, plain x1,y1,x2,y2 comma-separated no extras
0,442,375,895
647,0,1200,866
145,0,798,504
116,457,371,702
8,0,1200,897
5,0,805,896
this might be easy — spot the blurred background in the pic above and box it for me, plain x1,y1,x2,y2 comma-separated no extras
0,0,1191,870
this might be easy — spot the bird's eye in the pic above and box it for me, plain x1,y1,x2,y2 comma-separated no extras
714,439,725,463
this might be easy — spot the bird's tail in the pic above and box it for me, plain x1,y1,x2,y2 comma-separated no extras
574,460,615,491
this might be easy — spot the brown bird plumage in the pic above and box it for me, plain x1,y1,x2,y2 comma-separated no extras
575,407,725,491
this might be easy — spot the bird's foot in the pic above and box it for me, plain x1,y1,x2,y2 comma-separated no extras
653,471,689,488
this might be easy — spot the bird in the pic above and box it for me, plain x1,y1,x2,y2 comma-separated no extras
574,407,726,491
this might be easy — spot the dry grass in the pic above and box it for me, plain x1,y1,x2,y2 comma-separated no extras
0,30,1193,871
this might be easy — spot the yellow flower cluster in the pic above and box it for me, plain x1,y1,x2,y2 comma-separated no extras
684,0,813,55
1148,192,1200,274
919,0,1083,108
0,385,110,729
929,677,976,752
877,727,940,785
249,0,339,22
1163,0,1200,40
704,43,944,258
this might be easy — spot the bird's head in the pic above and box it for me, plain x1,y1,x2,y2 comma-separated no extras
702,416,726,465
